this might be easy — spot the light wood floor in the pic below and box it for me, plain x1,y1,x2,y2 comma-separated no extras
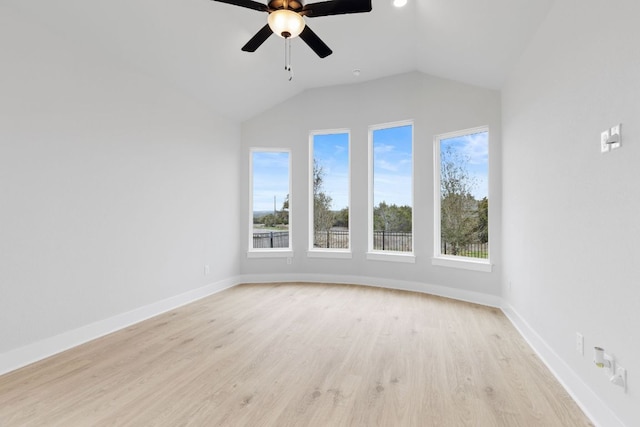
0,283,593,426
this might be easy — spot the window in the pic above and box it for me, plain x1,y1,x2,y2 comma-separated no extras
309,130,350,255
368,121,414,260
249,149,291,253
434,127,490,271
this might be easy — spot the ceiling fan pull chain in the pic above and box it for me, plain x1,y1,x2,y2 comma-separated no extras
285,37,293,81
284,37,288,71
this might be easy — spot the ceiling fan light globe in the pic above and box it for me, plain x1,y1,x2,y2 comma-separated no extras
268,9,305,38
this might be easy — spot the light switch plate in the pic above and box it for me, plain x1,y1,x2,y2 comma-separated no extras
601,130,610,153
610,124,622,150
576,332,584,355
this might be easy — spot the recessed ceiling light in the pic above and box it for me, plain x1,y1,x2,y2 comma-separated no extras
393,0,407,7
353,69,361,77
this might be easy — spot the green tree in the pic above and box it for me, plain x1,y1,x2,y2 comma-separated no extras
277,194,289,225
374,202,412,233
313,160,334,244
262,213,277,228
257,195,289,228
440,146,479,255
334,207,349,228
477,197,488,244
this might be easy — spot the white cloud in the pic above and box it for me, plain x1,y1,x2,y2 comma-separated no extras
333,144,346,155
375,159,399,172
374,173,412,206
374,143,395,154
460,133,488,165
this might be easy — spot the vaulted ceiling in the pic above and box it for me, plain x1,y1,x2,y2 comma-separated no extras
5,0,554,121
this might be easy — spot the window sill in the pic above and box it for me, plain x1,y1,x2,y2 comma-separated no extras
247,250,293,259
431,256,492,272
307,250,352,259
366,251,416,263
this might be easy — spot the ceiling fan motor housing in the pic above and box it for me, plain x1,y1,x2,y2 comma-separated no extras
268,0,304,12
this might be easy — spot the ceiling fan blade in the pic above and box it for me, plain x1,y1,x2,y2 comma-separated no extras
301,0,372,17
212,0,268,12
242,24,274,52
299,25,332,58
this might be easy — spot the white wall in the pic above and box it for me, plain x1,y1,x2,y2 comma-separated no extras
0,7,241,356
8,1,636,423
240,72,502,300
502,0,640,425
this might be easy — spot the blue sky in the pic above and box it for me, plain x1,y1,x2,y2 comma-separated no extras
373,124,413,207
252,151,290,212
440,130,489,199
313,132,349,210
251,127,487,212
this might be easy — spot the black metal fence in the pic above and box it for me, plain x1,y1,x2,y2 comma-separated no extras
253,230,487,257
313,229,349,249
372,230,412,252
441,241,488,258
253,231,289,249
253,230,414,252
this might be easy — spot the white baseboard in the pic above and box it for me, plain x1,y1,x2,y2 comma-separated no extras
237,273,502,308
501,303,625,427
0,277,240,376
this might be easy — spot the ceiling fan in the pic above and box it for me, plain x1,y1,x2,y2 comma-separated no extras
212,0,373,58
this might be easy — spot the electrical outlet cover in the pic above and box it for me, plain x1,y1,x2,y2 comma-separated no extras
615,366,627,393
601,130,610,153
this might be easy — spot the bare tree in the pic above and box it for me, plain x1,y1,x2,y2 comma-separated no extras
313,160,334,246
440,146,479,255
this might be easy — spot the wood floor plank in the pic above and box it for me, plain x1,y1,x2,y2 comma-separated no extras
0,283,593,426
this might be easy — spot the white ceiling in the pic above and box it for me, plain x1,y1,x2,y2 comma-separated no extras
6,0,554,121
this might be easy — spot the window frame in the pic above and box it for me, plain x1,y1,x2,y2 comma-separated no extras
248,147,293,258
367,120,416,263
433,126,492,272
308,129,352,259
